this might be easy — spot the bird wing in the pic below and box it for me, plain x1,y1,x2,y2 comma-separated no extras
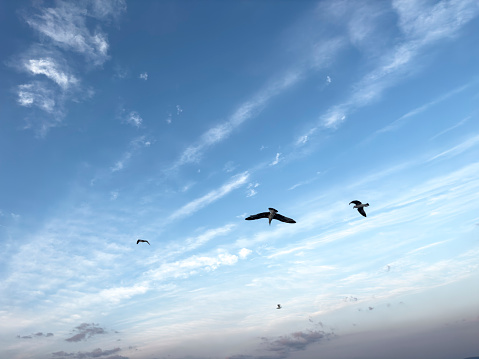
245,212,270,220
349,200,362,205
274,213,296,223
137,239,140,244
357,207,367,217
146,240,150,245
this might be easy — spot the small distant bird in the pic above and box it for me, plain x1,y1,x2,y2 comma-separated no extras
277,304,282,309
137,239,150,245
245,208,296,225
349,200,369,217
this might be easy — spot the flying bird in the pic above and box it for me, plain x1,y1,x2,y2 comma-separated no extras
277,304,282,309
245,208,296,225
137,239,150,245
349,200,369,217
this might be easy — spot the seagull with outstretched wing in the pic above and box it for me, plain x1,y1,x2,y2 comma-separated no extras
277,304,282,309
137,239,150,245
349,200,369,217
245,208,296,225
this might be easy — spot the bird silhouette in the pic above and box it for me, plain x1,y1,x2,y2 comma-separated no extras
245,208,296,225
137,239,150,245
277,304,282,309
349,200,369,217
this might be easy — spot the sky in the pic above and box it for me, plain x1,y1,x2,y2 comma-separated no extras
1,0,479,358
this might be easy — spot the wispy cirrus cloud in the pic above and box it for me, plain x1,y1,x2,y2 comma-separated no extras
166,18,344,172
147,249,241,281
23,56,79,90
183,223,237,253
172,72,300,169
24,1,125,65
372,83,471,137
110,136,151,173
168,172,250,221
11,0,126,135
429,116,470,141
17,82,57,113
427,132,479,162
318,0,479,129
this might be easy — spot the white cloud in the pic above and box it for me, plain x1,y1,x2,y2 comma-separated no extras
392,0,479,42
238,248,252,259
17,83,56,114
183,224,237,252
223,161,237,173
11,1,126,136
110,158,127,172
326,75,331,83
139,72,148,80
429,116,470,141
88,0,127,20
98,284,149,304
110,136,150,173
124,111,143,127
374,84,470,136
427,133,479,162
289,177,317,191
25,1,125,65
322,108,346,129
11,213,20,220
24,57,78,90
270,153,282,166
176,105,183,115
246,182,260,197
169,172,250,221
172,71,301,168
297,135,309,145
110,191,119,200
147,251,240,281
318,0,479,129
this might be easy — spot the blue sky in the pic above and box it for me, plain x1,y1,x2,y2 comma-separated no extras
1,0,479,358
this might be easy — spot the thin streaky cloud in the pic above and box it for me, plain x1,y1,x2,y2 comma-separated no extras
24,1,125,66
168,172,250,221
172,71,301,169
373,83,471,136
429,116,471,141
183,223,237,252
170,36,344,172
427,133,479,162
408,240,451,254
110,136,151,173
320,1,479,129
